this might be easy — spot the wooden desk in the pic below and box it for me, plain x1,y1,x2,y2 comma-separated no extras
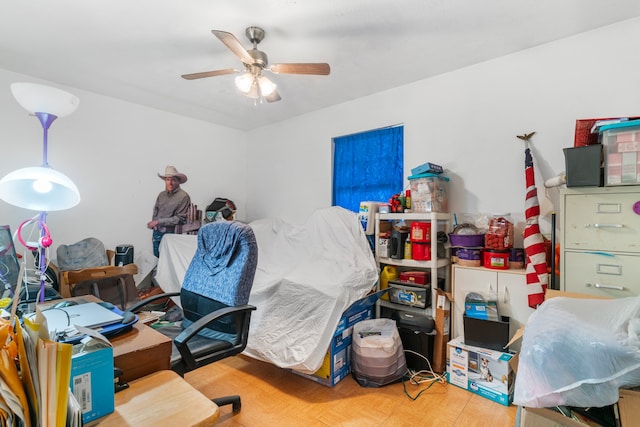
92,370,219,426
37,296,172,383
111,322,172,383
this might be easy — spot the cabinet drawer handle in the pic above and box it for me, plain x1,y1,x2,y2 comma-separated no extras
592,223,623,228
586,283,625,291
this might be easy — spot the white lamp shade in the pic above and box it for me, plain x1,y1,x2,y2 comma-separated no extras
11,82,80,117
258,76,276,96
234,73,254,94
0,166,80,211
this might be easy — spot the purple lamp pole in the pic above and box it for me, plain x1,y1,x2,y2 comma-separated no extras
0,83,81,302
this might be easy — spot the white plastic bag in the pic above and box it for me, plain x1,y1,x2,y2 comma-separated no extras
514,296,640,408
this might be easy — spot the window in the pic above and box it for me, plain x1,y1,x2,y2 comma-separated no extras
332,125,404,212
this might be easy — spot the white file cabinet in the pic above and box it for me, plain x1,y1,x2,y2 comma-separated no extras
560,186,640,298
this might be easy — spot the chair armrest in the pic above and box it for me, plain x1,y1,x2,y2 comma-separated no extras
127,291,180,313
174,304,256,344
174,305,256,370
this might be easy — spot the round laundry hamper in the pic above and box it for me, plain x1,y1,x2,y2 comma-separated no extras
351,318,407,387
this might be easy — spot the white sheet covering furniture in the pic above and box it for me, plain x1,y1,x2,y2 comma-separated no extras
154,206,379,373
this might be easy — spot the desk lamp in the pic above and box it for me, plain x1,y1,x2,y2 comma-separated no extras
0,82,81,303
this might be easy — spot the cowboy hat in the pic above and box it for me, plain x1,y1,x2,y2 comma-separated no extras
157,165,187,184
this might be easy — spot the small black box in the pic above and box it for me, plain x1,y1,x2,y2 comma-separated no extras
563,144,603,187
463,314,510,352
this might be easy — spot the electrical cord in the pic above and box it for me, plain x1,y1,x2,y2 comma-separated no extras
401,349,447,401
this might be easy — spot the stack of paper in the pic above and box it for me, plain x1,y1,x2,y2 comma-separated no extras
0,313,77,427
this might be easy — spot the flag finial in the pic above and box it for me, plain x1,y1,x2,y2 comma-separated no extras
517,132,536,141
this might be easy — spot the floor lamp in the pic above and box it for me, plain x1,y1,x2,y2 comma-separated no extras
0,82,81,304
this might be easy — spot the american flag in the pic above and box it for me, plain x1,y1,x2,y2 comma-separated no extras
524,147,548,308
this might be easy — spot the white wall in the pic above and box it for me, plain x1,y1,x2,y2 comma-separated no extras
2,17,639,258
245,17,640,245
0,70,247,260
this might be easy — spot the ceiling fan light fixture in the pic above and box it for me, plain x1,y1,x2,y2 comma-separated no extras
185,27,330,104
258,76,276,97
246,80,260,99
234,72,254,94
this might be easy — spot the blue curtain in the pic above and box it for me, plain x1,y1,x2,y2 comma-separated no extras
332,125,403,212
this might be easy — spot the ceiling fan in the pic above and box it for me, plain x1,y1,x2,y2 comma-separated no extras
182,26,331,103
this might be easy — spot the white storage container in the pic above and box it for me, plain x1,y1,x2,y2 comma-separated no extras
351,319,407,386
599,119,640,186
408,174,449,213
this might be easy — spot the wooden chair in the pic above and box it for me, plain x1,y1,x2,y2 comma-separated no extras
58,249,138,298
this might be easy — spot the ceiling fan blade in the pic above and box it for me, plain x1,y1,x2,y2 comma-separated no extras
265,89,281,103
181,69,238,80
268,63,330,75
211,30,254,64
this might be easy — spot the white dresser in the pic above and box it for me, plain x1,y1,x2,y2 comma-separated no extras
451,264,533,351
560,186,640,297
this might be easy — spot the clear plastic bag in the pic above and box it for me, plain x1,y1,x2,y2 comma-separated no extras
514,296,640,408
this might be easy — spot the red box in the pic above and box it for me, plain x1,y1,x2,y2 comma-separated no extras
411,242,431,261
399,270,429,285
574,116,640,147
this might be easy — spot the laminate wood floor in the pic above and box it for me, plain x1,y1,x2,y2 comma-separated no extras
185,355,517,427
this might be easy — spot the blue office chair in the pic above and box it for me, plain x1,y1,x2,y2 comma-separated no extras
129,221,258,412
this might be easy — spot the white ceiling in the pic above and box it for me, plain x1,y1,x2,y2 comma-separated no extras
2,1,640,131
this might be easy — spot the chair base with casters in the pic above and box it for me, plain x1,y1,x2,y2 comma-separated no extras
128,290,256,413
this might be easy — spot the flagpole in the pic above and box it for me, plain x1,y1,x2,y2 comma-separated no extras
518,131,549,308
550,212,557,290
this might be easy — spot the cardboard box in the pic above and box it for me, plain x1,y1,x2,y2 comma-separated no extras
519,407,589,427
411,161,444,176
618,388,640,426
518,390,640,427
433,288,451,373
464,298,499,321
447,336,518,406
377,236,390,258
574,117,610,147
291,290,384,387
70,330,115,423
